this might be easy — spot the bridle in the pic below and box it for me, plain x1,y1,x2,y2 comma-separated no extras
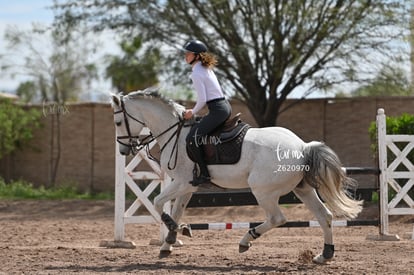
113,96,184,169
114,97,145,153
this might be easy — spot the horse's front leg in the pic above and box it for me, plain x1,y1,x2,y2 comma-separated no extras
159,192,193,245
154,180,196,258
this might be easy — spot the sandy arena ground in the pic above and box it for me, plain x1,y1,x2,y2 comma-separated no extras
0,200,413,274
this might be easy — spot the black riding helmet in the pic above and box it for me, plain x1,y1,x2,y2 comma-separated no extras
183,40,207,54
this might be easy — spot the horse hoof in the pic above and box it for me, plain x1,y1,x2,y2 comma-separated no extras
181,225,193,238
312,253,333,264
239,243,251,253
159,250,172,259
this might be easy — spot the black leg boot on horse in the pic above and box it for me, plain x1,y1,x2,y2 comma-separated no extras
189,139,211,186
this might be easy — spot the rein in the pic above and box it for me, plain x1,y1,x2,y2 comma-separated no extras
142,120,184,170
114,96,184,170
159,120,184,170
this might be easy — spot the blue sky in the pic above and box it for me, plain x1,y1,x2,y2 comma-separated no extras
0,0,53,24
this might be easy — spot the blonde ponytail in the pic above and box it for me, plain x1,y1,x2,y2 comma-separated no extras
199,52,218,68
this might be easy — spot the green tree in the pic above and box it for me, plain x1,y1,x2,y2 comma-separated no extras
15,81,37,103
351,65,411,97
105,36,161,93
0,99,41,160
54,0,410,126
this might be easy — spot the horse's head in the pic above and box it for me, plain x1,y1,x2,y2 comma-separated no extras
111,93,146,156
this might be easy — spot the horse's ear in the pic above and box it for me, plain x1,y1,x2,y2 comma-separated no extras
111,95,120,106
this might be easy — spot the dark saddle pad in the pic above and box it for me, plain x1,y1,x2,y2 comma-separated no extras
186,113,251,165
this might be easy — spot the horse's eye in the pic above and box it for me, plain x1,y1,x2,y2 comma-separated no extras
115,120,122,126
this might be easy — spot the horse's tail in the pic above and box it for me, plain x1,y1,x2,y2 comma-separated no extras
302,141,363,219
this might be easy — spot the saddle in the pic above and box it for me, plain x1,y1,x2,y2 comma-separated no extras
186,113,251,165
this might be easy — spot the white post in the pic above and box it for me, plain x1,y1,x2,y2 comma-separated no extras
100,139,136,248
114,141,126,241
377,108,389,235
370,108,400,241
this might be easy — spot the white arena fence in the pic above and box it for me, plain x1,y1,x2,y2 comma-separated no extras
377,108,414,236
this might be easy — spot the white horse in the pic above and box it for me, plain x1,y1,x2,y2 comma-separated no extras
110,89,362,264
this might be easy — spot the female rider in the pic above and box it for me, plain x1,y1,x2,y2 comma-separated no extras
182,40,232,186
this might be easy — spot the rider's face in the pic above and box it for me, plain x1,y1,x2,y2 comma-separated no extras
185,52,196,64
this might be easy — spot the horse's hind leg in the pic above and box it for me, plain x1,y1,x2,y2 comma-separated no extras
293,183,334,264
239,192,287,252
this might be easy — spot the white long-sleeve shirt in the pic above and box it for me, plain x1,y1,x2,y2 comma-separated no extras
190,62,224,114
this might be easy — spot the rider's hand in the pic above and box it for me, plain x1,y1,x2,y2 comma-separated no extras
183,109,193,120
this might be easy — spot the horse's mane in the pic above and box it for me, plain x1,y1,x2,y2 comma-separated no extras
125,87,185,118
128,87,168,103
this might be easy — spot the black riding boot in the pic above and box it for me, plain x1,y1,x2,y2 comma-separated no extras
189,143,211,186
